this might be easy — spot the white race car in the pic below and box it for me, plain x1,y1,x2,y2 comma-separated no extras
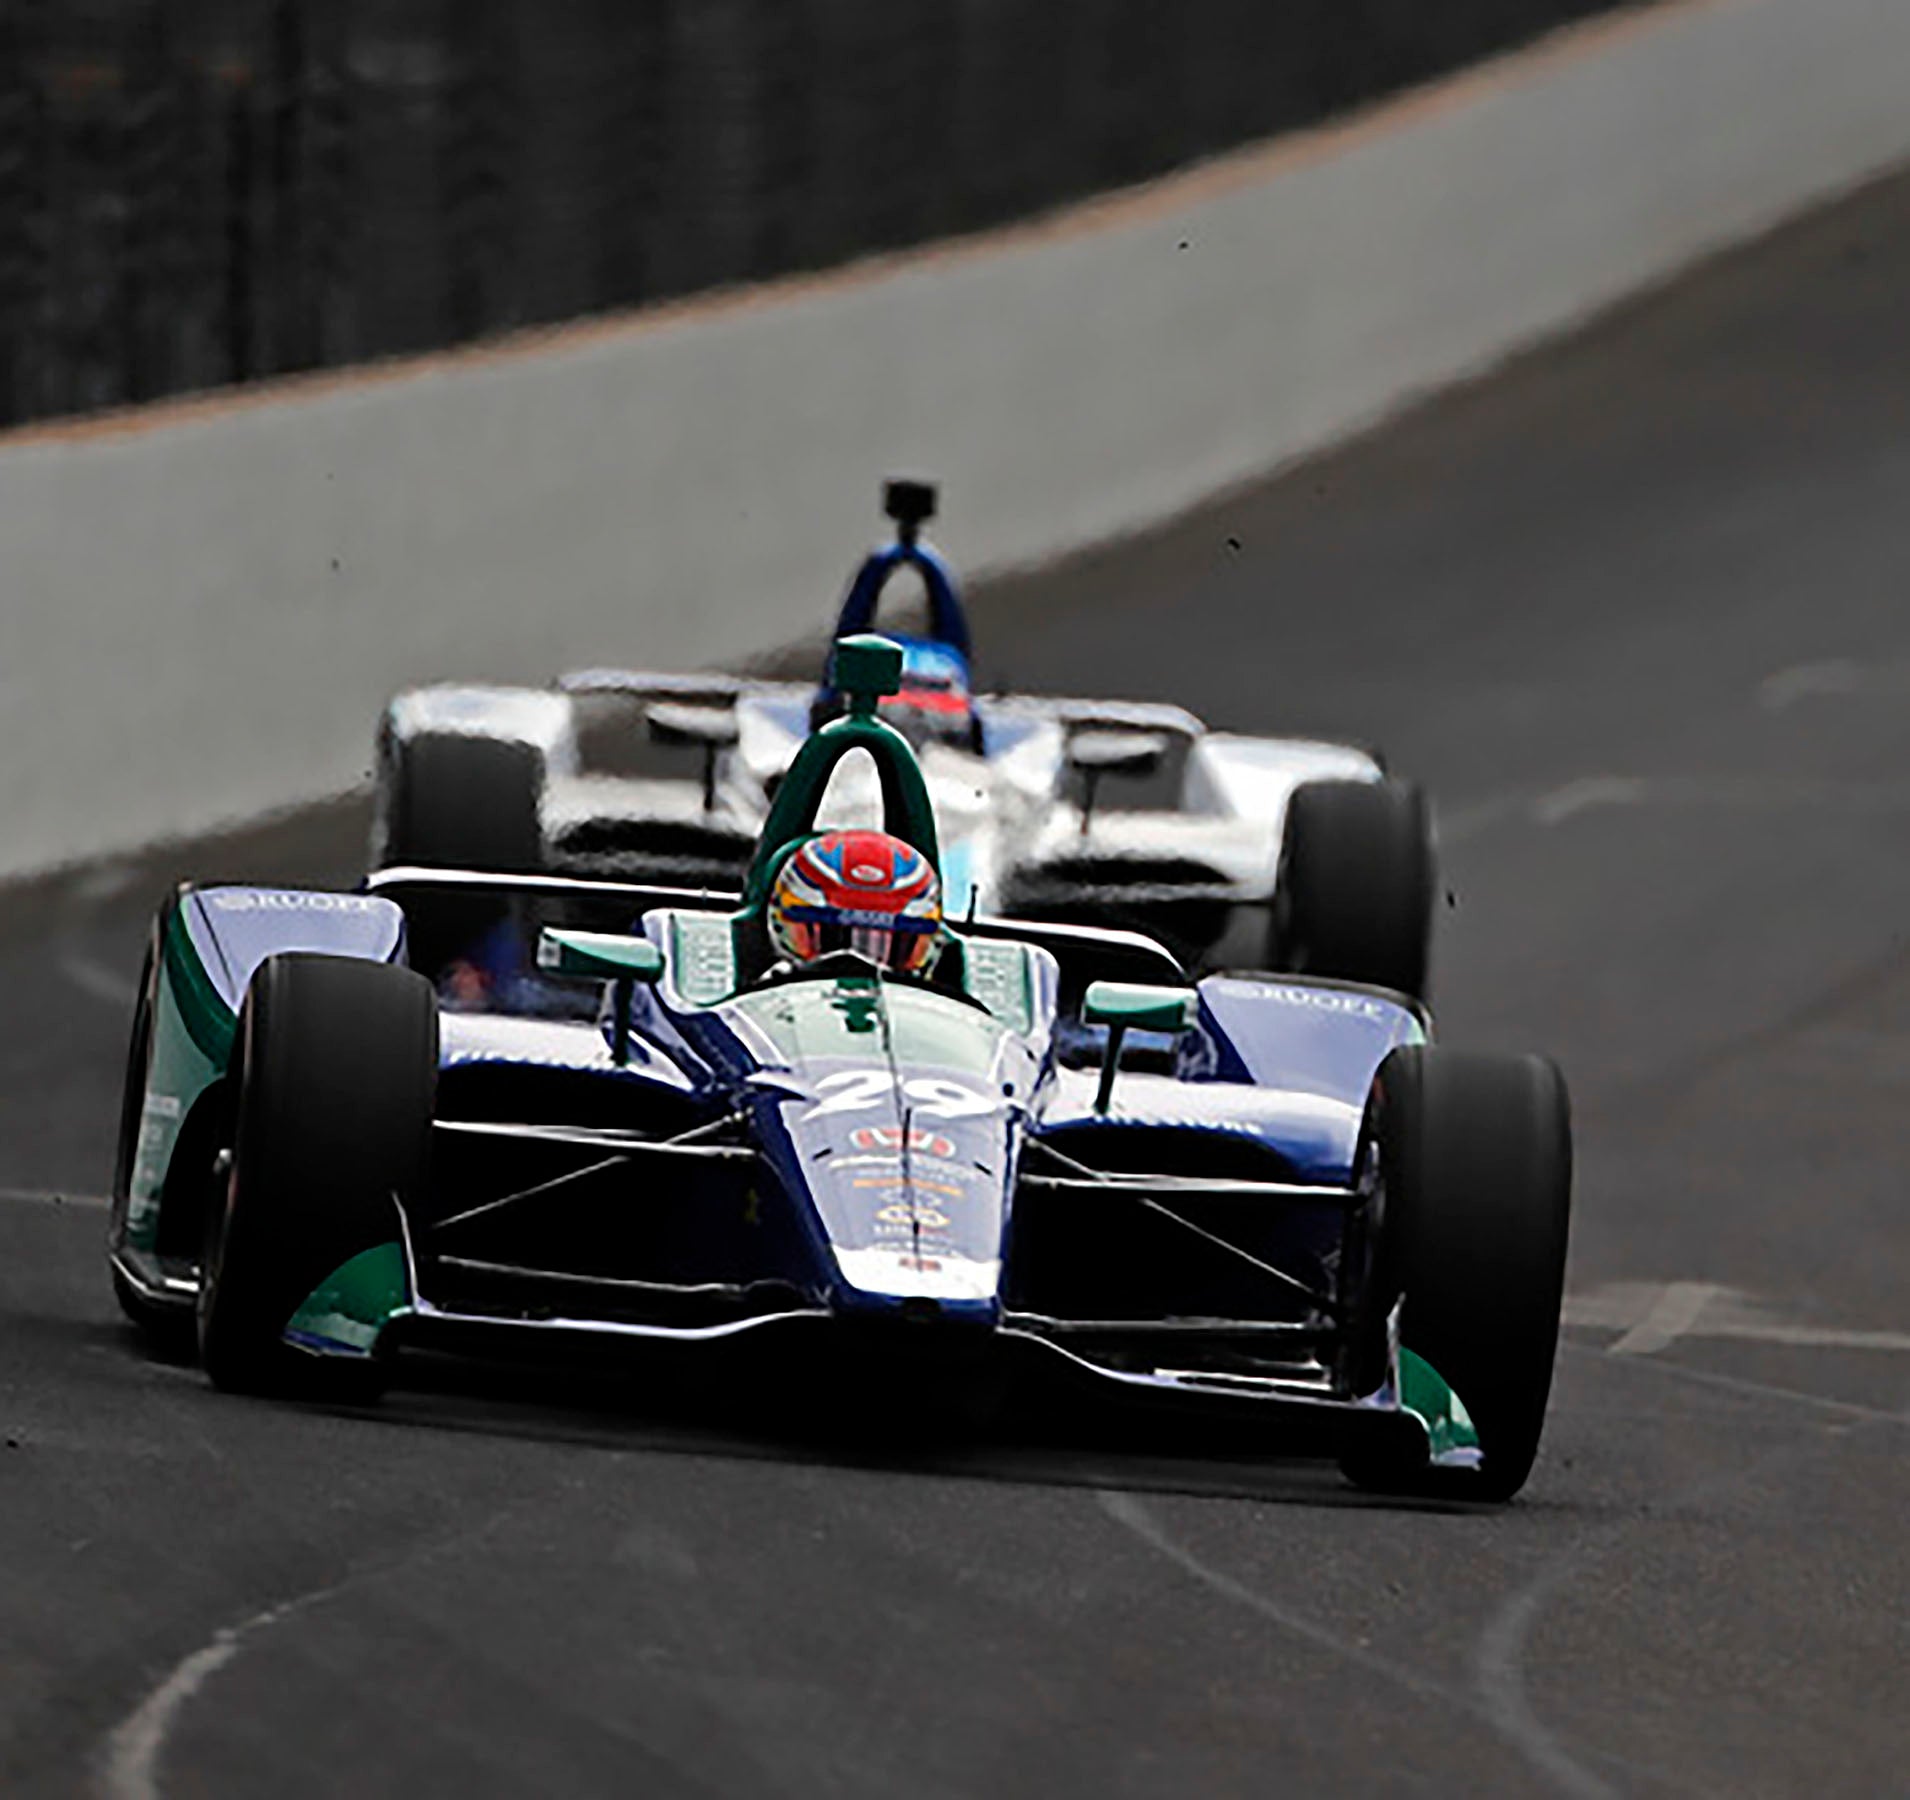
374,482,1435,992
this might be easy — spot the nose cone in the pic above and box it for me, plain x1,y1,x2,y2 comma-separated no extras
788,1109,1011,1325
833,1244,1002,1313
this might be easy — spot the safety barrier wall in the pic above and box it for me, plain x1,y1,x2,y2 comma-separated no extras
4,0,1910,877
0,0,1629,427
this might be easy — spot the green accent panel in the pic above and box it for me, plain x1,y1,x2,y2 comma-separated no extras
284,1242,411,1357
725,976,1007,1073
162,904,237,1066
1083,980,1197,1034
960,938,1037,1035
125,949,227,1252
537,927,664,982
744,638,940,906
668,911,740,1007
1398,1347,1481,1465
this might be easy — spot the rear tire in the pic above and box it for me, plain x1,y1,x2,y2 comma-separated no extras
198,954,437,1397
375,728,544,873
1340,1045,1572,1502
1274,779,1434,999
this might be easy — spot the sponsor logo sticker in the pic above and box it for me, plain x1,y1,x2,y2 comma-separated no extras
851,1124,957,1159
1259,984,1389,1020
208,891,380,915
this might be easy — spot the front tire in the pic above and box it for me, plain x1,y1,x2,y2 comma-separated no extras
1340,1045,1572,1501
1274,778,1434,999
199,954,437,1396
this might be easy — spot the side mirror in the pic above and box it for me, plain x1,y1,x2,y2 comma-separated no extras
1068,730,1170,836
647,702,741,812
1082,980,1197,1113
537,929,664,1066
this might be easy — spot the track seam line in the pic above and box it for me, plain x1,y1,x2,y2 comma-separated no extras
1475,1352,1910,1800
92,1485,554,1799
1097,1488,1629,1798
0,1188,109,1208
97,1585,345,1800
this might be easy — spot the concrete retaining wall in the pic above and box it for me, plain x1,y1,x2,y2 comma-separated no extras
5,0,1910,877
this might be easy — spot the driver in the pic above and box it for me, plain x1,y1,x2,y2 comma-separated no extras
768,828,945,976
877,639,979,752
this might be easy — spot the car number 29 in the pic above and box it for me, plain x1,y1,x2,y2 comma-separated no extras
802,1070,996,1121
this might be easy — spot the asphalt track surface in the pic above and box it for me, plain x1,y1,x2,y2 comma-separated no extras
5,166,1910,1798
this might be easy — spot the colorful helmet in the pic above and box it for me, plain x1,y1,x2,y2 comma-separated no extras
878,638,977,749
769,829,943,975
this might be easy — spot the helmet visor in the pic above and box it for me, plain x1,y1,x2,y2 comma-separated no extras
781,907,940,974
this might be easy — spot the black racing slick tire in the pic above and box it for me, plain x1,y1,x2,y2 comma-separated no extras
1273,778,1434,1000
375,728,545,873
198,954,437,1397
1340,1045,1572,1502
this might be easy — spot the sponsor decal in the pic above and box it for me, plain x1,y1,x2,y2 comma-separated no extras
872,1219,955,1245
832,1150,975,1181
1258,984,1390,1021
851,1124,957,1159
874,1203,952,1229
207,891,381,915
802,1069,997,1122
855,1177,965,1201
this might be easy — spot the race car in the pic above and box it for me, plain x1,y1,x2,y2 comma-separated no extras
110,634,1571,1499
374,480,1436,995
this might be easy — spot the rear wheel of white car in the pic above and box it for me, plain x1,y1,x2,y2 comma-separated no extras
1340,1045,1572,1502
199,954,437,1397
1273,779,1433,999
376,729,544,873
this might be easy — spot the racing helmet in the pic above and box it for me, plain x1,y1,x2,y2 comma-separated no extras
768,829,944,975
878,638,978,750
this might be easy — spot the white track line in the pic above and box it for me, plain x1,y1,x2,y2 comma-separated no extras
1708,1321,1910,1353
93,1490,543,1798
1099,1489,1625,1799
97,1586,342,1800
1477,1381,1907,1800
1758,658,1910,711
1571,1282,1910,1358
59,950,138,1009
0,1188,109,1209
1532,774,1910,826
1473,1577,1624,1800
1531,777,1650,827
1565,1340,1910,1427
1608,1282,1720,1356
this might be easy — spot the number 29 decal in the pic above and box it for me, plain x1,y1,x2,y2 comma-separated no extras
801,1069,996,1122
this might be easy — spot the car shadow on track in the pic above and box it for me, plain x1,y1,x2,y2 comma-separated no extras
331,1341,1518,1516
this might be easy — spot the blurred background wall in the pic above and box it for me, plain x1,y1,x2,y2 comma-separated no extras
0,0,1636,427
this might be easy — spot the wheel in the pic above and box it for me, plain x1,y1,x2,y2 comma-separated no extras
374,727,545,873
199,954,437,1396
1273,778,1434,999
1340,1045,1572,1501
